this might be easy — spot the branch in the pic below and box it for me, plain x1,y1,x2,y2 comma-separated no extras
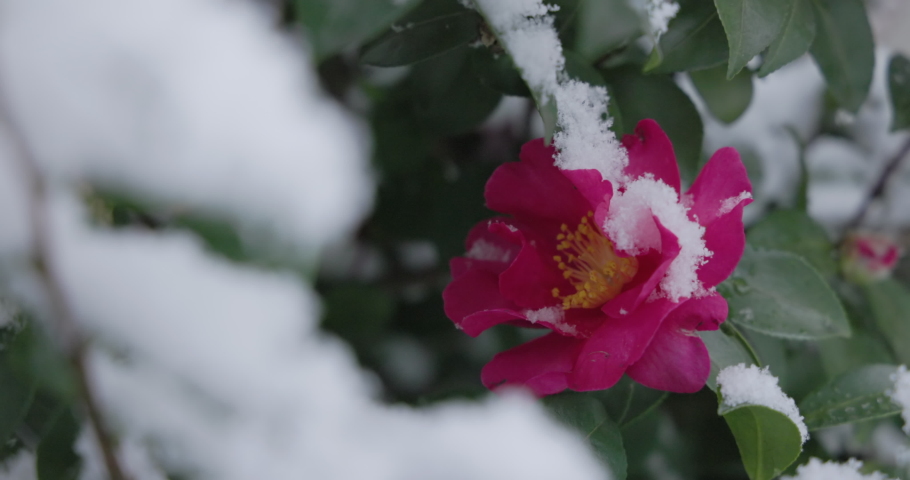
845,134,910,231
0,89,130,480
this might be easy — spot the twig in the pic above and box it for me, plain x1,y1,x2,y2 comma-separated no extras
845,134,910,231
0,89,129,480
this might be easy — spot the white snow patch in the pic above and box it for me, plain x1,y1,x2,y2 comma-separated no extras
719,191,753,216
0,0,373,253
552,80,629,183
474,0,628,184
466,238,513,263
781,458,895,480
717,364,808,443
889,365,910,433
629,0,680,37
603,176,711,301
0,450,36,480
524,306,564,324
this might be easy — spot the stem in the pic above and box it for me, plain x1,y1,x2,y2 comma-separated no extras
0,88,129,480
721,322,762,367
845,134,910,231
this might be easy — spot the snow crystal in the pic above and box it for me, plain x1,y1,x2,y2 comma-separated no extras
716,364,809,443
889,365,910,433
718,191,753,216
603,176,711,301
0,0,373,252
466,238,513,263
629,0,680,37
781,458,895,480
552,80,629,183
474,0,628,183
524,306,564,324
524,305,576,335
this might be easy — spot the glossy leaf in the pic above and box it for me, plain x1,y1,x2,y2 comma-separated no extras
544,392,627,479
758,0,816,77
593,376,668,428
0,352,36,444
721,246,850,340
700,323,760,391
717,395,804,480
470,48,531,97
408,47,502,135
603,66,703,182
295,0,420,61
865,279,910,365
36,408,81,480
888,53,910,131
575,0,643,62
746,209,837,278
714,0,789,78
799,364,902,430
690,64,754,123
361,5,481,66
647,0,728,74
808,0,875,113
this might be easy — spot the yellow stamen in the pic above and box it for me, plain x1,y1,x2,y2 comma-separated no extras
553,215,639,310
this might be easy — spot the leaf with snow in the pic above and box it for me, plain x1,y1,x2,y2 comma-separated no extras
716,364,806,480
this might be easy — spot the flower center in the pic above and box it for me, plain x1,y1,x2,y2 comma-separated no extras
551,212,639,310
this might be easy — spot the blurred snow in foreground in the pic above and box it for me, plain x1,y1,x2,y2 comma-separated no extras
0,0,608,479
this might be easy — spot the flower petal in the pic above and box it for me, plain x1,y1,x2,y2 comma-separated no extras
626,293,728,392
602,216,680,318
686,147,751,226
443,262,518,332
569,298,679,391
622,119,681,193
481,332,583,396
685,147,752,288
497,224,570,310
485,139,591,224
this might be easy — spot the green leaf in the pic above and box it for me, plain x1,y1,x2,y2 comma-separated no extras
408,46,502,135
700,323,761,391
647,0,728,74
469,48,531,97
592,376,668,428
0,351,36,444
717,395,804,480
888,54,910,131
575,0,643,62
602,66,703,182
746,210,837,278
865,279,910,365
689,64,754,123
295,0,420,61
799,364,902,430
360,5,481,67
714,0,790,78
758,0,816,77
36,408,81,480
818,332,894,378
544,392,627,479
808,0,875,113
720,246,850,340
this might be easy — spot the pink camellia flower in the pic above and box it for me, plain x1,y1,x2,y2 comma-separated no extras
841,232,903,283
443,119,752,395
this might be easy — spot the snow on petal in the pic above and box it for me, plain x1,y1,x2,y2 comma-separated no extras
718,191,753,216
717,364,809,443
604,176,711,301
